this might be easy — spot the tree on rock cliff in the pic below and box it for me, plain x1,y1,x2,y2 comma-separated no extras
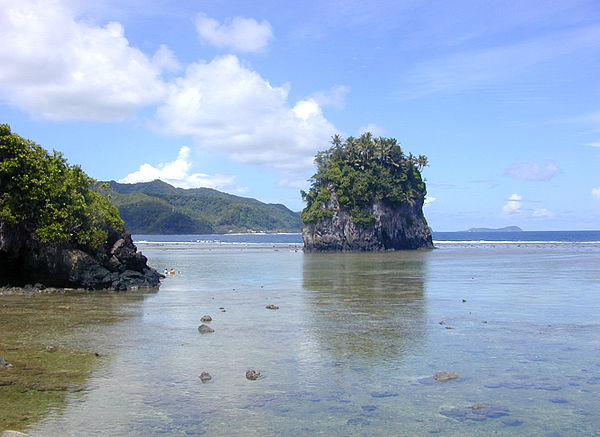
0,124,123,250
0,124,161,289
301,133,433,251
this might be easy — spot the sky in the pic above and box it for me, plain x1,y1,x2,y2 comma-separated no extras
1,0,600,231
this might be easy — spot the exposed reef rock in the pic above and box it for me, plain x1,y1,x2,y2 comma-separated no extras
302,188,433,252
0,221,161,290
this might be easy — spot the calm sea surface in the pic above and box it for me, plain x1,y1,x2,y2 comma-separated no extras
22,232,600,435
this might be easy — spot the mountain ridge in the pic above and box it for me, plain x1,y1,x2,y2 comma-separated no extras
98,180,302,234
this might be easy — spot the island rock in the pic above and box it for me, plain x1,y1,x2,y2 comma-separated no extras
0,124,161,290
302,188,432,251
301,133,433,252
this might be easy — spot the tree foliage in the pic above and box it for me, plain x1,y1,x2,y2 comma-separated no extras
0,124,123,249
301,133,428,226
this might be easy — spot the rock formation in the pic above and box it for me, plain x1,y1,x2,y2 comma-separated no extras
301,133,434,252
302,187,433,252
0,221,161,290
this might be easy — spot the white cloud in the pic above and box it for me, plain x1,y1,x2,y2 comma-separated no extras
586,142,600,147
592,187,600,199
502,193,523,215
533,208,554,218
155,55,337,172
152,44,182,73
505,160,559,181
194,12,273,53
309,85,350,109
119,146,242,192
424,196,436,207
0,0,169,121
357,124,387,137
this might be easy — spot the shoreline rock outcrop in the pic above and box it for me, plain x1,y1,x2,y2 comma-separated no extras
302,188,433,252
0,221,161,290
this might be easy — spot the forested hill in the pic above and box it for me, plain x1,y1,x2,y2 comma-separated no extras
98,180,302,234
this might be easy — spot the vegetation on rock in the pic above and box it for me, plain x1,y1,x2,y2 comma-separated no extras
301,133,428,227
0,124,123,250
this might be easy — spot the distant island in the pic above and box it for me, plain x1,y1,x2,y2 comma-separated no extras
466,226,523,232
301,133,433,251
98,180,302,234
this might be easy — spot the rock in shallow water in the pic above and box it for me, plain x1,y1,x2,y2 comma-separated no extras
266,304,279,310
198,324,214,334
246,369,261,380
199,372,212,383
440,404,509,422
434,371,459,382
200,315,212,322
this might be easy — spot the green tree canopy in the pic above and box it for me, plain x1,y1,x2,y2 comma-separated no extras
0,124,123,249
301,133,428,226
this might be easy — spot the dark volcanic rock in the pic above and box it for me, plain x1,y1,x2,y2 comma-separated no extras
0,222,161,290
199,372,212,383
302,189,433,252
198,324,214,334
246,369,261,380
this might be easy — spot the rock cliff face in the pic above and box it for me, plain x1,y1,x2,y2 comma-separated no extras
0,221,161,290
302,189,433,252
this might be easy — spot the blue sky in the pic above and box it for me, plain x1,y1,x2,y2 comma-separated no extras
1,0,600,231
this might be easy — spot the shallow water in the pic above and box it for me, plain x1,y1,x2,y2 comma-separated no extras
5,242,600,436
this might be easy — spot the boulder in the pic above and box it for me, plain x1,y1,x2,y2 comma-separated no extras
246,369,261,380
199,372,212,383
198,324,214,334
434,371,459,382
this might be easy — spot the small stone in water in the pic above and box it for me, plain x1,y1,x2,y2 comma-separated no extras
266,304,279,310
198,324,214,334
246,369,261,380
434,371,459,382
199,372,212,383
200,315,212,322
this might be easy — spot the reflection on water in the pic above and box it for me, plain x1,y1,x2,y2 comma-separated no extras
10,243,600,436
303,251,427,364
0,289,156,432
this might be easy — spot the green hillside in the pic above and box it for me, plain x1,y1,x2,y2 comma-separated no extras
97,180,302,234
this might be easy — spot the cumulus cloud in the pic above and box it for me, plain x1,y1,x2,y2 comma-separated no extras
502,193,523,215
119,146,242,192
593,187,600,199
505,160,559,181
194,12,273,53
155,55,337,172
0,0,169,121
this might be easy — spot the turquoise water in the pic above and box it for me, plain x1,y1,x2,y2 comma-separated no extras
27,240,600,436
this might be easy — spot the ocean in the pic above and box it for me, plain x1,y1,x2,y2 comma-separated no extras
6,231,600,436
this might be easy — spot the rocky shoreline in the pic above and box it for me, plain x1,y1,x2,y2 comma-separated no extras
0,221,162,290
